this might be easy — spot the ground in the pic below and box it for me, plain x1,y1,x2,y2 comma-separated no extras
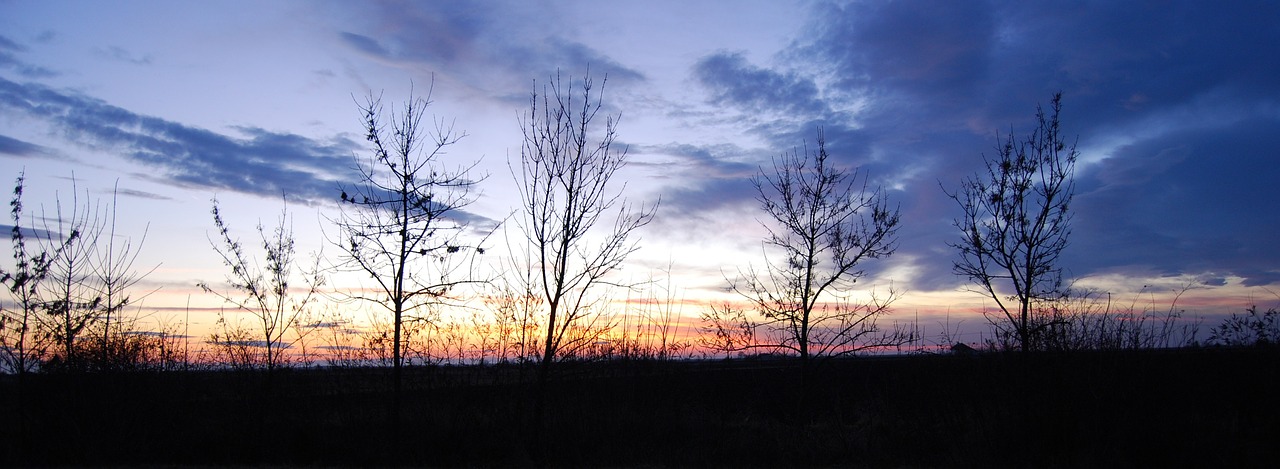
3,348,1277,467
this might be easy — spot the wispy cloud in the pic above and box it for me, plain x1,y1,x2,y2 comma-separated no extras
0,33,57,78
334,2,645,95
0,76,499,229
338,32,391,58
0,76,358,204
112,185,172,201
96,45,152,65
630,142,759,214
0,224,62,242
0,133,50,158
0,34,23,52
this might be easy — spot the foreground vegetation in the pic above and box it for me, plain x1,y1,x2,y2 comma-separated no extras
3,346,1277,468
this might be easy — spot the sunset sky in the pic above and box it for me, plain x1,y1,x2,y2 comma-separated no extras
2,0,1278,345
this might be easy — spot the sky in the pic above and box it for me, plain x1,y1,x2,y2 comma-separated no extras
2,0,1279,344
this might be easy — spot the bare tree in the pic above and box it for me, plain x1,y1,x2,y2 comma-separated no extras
716,130,907,364
35,176,105,370
1,172,52,374
944,92,1076,352
329,80,486,390
200,198,322,371
90,180,154,370
512,70,656,382
3,174,155,373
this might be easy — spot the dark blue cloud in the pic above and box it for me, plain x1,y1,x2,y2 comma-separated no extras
0,76,357,204
1072,117,1280,286
111,186,172,201
983,1,1280,140
339,1,488,65
537,37,645,83
0,133,48,157
0,77,497,227
693,51,829,122
630,142,759,214
633,142,757,179
336,2,644,92
803,0,995,119
0,33,57,78
690,0,1280,291
0,34,23,52
0,224,62,242
338,32,391,58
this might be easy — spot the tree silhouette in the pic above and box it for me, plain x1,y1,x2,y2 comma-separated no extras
511,69,657,384
328,80,485,397
2,173,155,373
90,180,154,370
713,130,907,364
1,172,53,374
200,197,321,371
37,176,101,369
945,93,1077,352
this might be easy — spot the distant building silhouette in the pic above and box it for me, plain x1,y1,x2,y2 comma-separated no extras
950,342,978,356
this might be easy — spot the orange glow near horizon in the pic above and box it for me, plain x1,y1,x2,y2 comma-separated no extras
123,277,1275,369
11,247,1276,371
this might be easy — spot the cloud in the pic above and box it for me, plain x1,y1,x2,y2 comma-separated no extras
0,224,63,242
0,76,357,204
0,33,57,78
206,339,281,349
534,37,646,83
0,77,499,228
318,344,363,352
693,51,829,123
801,0,995,119
301,320,350,330
96,46,152,65
127,330,192,339
1071,117,1280,286
0,34,24,52
112,186,172,201
686,0,1280,292
629,142,760,214
334,2,644,94
338,32,391,58
0,133,49,157
639,142,758,177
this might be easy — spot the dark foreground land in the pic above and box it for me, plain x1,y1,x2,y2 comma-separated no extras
3,347,1278,468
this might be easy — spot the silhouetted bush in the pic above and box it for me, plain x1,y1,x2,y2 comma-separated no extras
1210,306,1280,347
979,290,1202,352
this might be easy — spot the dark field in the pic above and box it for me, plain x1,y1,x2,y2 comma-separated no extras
3,348,1277,468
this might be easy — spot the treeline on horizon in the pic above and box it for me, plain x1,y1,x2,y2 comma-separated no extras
3,76,1279,377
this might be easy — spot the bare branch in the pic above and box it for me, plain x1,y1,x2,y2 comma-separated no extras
326,77,490,381
944,93,1077,352
720,129,907,363
510,69,657,380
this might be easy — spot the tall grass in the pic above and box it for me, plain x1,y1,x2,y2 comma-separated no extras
967,287,1204,352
